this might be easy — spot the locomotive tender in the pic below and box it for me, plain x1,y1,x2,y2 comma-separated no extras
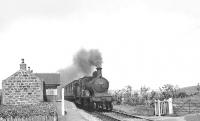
64,67,113,111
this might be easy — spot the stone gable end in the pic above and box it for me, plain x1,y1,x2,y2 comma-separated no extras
2,69,43,105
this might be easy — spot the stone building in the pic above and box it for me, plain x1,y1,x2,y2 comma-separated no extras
1,59,61,105
35,73,60,101
2,59,43,105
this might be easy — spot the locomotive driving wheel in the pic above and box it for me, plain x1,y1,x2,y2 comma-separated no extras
106,103,109,111
96,102,101,111
99,102,104,111
96,102,99,111
93,102,97,110
88,101,94,111
109,102,113,111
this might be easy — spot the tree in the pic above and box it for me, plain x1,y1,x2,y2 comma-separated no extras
121,85,133,105
149,90,157,100
139,86,150,104
125,85,132,97
113,90,123,104
177,91,188,98
197,83,200,94
140,86,150,100
132,91,139,105
159,84,177,99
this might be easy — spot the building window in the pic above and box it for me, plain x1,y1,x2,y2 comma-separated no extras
46,89,57,95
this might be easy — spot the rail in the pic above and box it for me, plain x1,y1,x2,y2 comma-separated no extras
90,110,153,121
92,111,121,121
112,109,154,121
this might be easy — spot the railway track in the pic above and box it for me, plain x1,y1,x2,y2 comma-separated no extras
91,110,154,121
92,111,121,121
111,109,154,121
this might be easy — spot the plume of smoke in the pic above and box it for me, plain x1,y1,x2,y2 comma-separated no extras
59,49,102,86
88,49,102,67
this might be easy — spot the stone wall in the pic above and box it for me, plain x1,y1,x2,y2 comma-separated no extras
2,70,43,105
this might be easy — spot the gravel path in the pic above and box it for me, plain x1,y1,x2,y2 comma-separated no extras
64,101,101,121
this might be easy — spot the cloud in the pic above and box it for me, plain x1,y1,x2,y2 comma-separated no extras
143,0,200,18
0,0,127,30
1,0,200,90
0,0,126,19
1,0,200,30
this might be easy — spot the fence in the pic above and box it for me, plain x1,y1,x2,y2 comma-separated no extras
173,99,200,115
154,98,173,116
0,114,58,121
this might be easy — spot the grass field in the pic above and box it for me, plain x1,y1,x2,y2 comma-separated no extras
174,94,200,103
113,104,154,116
177,85,199,95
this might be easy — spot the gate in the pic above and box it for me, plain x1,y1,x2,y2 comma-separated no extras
154,98,173,116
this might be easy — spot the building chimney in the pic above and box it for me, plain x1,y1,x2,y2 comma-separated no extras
96,67,102,77
28,67,31,72
20,58,26,70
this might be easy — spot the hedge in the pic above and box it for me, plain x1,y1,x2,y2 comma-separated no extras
0,102,57,118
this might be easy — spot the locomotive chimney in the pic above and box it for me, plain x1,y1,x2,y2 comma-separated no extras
96,67,102,77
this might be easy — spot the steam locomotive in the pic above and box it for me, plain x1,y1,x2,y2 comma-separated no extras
64,67,113,111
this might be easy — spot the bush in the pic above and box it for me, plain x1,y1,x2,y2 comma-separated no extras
177,92,188,98
0,102,57,118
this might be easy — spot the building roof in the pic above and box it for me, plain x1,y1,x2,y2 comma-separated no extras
3,69,40,81
34,73,60,85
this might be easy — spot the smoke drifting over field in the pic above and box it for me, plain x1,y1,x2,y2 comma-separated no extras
59,49,102,85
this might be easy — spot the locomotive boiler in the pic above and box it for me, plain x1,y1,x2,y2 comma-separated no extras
64,67,113,111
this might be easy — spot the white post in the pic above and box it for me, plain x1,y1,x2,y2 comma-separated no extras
164,101,166,114
62,88,65,116
154,100,157,116
158,100,161,116
160,101,162,115
168,98,173,115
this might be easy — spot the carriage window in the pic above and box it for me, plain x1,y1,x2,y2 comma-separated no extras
70,84,71,93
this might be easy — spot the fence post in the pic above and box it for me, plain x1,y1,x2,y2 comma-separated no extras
189,100,191,113
54,113,58,121
154,100,157,116
158,100,161,116
168,98,173,115
62,88,65,116
163,99,166,115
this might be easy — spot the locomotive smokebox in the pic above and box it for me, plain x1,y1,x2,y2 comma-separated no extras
96,67,102,78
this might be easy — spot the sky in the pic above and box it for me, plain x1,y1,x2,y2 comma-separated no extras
1,0,200,90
